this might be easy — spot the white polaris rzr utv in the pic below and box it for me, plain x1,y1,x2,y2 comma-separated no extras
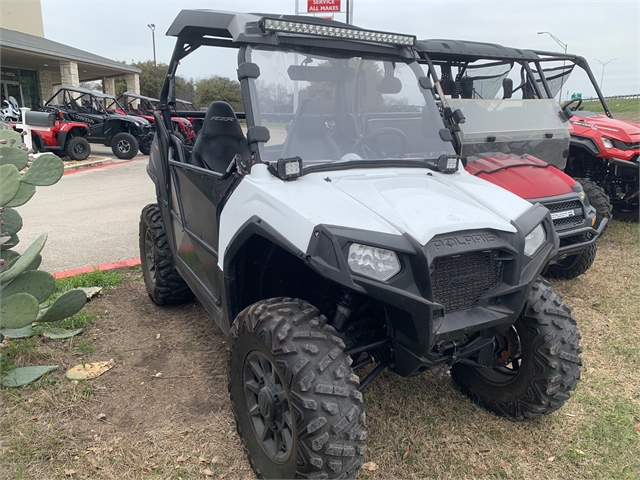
139,10,582,479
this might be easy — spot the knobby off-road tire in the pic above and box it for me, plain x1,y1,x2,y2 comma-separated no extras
575,177,612,230
139,203,193,306
111,131,139,159
544,238,597,280
139,139,152,156
452,278,582,420
612,201,639,223
229,298,366,479
66,136,91,161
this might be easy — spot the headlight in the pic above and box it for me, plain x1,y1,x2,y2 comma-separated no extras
602,137,614,149
348,243,400,281
524,224,546,256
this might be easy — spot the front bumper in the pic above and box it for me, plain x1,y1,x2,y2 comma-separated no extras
306,204,556,376
531,191,604,261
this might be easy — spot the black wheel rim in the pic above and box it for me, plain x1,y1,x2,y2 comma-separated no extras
474,326,524,386
118,139,130,153
73,142,85,155
243,350,294,464
144,229,156,285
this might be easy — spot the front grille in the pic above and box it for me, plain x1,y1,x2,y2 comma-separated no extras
546,200,581,212
431,251,503,312
545,200,584,230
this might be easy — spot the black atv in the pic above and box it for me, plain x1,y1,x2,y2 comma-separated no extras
44,86,154,159
139,10,583,479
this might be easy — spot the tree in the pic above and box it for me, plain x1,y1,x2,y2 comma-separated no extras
195,76,243,111
176,77,196,104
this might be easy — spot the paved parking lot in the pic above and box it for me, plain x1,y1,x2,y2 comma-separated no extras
16,147,156,273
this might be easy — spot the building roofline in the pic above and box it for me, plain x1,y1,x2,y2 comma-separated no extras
0,27,141,74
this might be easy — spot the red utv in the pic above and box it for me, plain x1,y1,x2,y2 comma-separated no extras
174,98,203,135
533,52,639,221
113,92,196,145
415,39,608,279
22,109,91,160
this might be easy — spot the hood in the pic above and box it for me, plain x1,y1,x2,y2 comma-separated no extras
115,113,151,126
219,165,535,268
571,112,640,143
465,153,575,200
329,168,530,245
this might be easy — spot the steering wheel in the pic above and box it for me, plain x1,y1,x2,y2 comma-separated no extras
351,127,408,159
563,97,583,112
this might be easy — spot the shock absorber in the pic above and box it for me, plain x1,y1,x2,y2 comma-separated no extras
332,290,355,332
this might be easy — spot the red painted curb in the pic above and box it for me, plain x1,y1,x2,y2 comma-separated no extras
53,258,141,279
63,162,121,176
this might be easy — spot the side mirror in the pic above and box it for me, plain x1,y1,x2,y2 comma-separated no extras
502,78,513,99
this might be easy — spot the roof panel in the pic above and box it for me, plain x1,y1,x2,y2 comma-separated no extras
416,39,540,62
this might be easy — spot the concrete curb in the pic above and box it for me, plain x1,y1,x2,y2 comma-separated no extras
63,157,113,172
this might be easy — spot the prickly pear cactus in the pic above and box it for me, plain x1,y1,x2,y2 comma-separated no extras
0,124,88,381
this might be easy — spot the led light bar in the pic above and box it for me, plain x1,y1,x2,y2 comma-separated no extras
262,18,415,46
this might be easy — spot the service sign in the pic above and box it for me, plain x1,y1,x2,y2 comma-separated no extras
307,0,341,12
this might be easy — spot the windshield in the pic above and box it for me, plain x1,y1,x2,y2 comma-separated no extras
427,60,570,169
445,97,570,169
246,48,455,168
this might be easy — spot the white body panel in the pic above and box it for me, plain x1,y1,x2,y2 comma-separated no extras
218,163,532,268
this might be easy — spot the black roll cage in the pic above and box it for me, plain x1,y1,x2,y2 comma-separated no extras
158,11,416,136
532,50,612,118
414,49,553,101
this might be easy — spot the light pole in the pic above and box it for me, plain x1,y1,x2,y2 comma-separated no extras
594,58,617,94
147,23,156,67
538,31,568,102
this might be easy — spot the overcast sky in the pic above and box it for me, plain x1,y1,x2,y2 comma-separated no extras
40,0,639,98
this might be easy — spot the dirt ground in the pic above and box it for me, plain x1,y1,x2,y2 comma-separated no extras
1,222,639,479
1,270,254,479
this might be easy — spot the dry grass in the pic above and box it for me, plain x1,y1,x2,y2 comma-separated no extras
1,222,639,479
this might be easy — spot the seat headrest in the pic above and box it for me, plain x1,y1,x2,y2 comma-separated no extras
291,98,326,135
202,101,243,138
440,79,456,96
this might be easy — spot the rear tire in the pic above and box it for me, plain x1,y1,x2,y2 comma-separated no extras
575,177,612,230
544,239,596,279
111,132,138,159
139,139,151,156
66,136,91,161
229,298,366,479
451,278,582,420
612,202,639,222
139,203,192,305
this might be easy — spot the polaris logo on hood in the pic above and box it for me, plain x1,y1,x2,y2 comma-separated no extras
432,233,499,251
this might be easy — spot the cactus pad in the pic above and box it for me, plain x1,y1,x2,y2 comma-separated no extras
0,233,47,284
0,129,22,144
0,325,35,339
1,365,58,387
0,249,19,272
0,292,39,329
0,207,22,236
0,164,20,206
0,145,29,171
37,288,87,323
5,182,36,207
0,233,19,248
20,154,64,186
1,270,55,303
